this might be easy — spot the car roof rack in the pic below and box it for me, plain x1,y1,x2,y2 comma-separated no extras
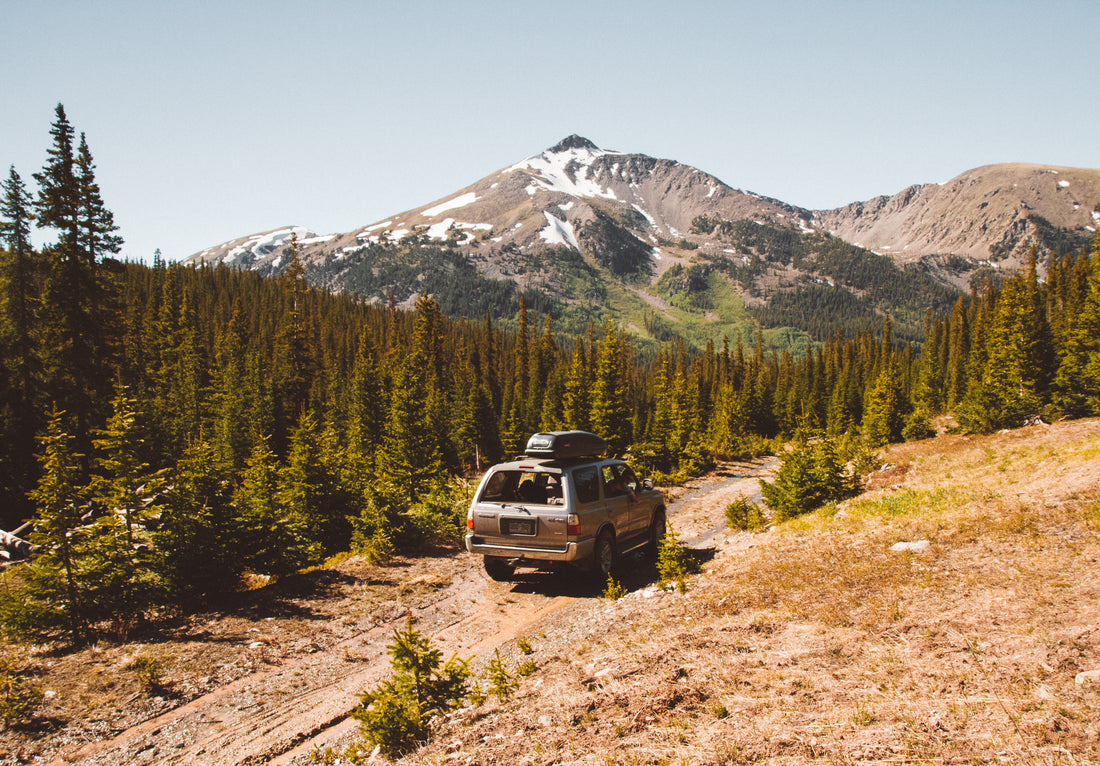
524,431,606,460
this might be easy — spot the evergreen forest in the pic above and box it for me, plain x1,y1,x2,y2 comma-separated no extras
3,104,1100,645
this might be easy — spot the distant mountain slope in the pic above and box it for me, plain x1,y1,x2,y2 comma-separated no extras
184,137,1099,346
813,163,1100,287
189,135,805,277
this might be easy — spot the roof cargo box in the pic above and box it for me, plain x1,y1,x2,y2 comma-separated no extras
525,431,606,460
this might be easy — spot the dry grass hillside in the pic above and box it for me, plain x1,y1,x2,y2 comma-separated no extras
401,420,1100,765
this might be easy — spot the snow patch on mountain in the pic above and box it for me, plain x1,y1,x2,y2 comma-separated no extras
425,218,493,241
539,212,580,252
224,227,310,265
422,192,479,217
632,204,656,228
508,140,621,201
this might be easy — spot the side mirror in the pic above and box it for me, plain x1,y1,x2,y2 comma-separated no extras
642,478,654,490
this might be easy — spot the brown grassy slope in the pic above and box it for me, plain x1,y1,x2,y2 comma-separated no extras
410,420,1100,765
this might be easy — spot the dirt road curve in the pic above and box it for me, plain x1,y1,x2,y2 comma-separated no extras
45,458,776,766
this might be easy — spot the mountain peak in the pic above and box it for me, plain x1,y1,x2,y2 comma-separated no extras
548,134,600,154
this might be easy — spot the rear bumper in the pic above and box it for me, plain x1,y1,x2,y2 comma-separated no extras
465,534,594,564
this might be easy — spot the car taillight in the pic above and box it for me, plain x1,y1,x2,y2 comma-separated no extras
466,511,474,530
566,514,580,536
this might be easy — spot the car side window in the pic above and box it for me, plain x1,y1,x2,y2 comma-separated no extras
617,465,639,493
602,464,628,497
572,466,601,504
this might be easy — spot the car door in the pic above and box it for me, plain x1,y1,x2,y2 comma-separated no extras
613,463,648,536
567,464,605,545
600,462,633,540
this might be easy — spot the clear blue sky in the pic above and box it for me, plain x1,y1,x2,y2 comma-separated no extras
4,0,1098,263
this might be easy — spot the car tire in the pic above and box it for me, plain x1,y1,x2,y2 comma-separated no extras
484,556,515,582
648,510,666,560
591,530,615,586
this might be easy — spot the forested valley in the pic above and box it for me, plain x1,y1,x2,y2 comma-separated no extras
3,105,1100,648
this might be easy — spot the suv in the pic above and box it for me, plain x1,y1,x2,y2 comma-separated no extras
465,431,666,582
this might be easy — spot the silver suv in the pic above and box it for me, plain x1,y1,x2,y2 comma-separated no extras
464,431,666,583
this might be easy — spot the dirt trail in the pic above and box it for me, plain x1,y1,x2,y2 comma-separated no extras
44,458,777,766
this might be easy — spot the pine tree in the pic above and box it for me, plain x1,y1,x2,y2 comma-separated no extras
278,412,354,558
1052,236,1100,416
350,621,470,756
561,331,593,431
946,294,970,409
379,350,446,505
959,254,1055,431
24,410,89,644
87,391,165,637
589,321,632,456
273,235,317,433
75,134,123,262
155,439,242,602
237,435,317,576
863,357,907,447
0,166,42,526
760,437,854,522
513,294,530,421
34,105,121,463
347,331,385,465
33,105,80,257
863,319,908,446
643,350,675,471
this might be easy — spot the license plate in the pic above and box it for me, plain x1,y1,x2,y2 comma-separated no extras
505,519,535,535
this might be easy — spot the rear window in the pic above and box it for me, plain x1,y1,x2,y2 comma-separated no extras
478,470,562,505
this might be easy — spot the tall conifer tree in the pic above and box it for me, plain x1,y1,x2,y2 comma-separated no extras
0,166,42,525
33,105,121,464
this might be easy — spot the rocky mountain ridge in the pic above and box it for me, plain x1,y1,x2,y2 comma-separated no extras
187,136,1098,279
183,136,1099,345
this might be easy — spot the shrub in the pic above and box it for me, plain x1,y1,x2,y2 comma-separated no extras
657,523,695,593
602,576,627,600
903,407,936,441
486,649,517,701
0,651,43,730
349,620,470,756
725,495,767,531
129,654,164,694
761,438,857,522
837,432,880,477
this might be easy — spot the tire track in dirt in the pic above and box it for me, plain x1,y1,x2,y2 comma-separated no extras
46,458,777,766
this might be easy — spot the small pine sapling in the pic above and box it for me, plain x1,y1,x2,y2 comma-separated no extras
349,620,469,756
657,523,694,593
486,649,518,701
0,652,43,730
725,495,767,531
601,575,627,600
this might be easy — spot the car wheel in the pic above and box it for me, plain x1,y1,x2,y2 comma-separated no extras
591,530,615,585
484,556,515,582
648,510,666,559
